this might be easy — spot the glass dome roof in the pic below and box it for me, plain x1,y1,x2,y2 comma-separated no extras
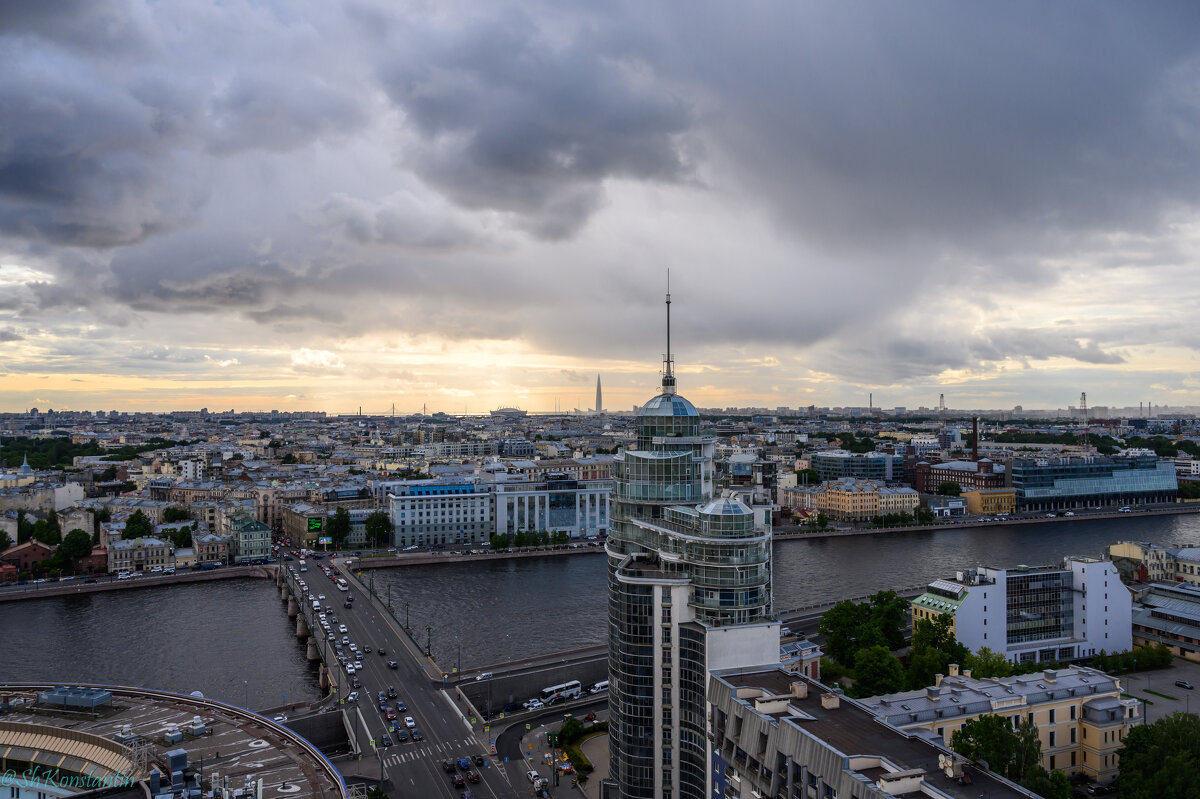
699,497,752,516
638,393,699,417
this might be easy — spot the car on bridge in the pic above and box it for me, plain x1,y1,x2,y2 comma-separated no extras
450,774,465,789
411,729,423,741
387,660,399,669
466,771,479,783
381,734,392,747
442,760,457,773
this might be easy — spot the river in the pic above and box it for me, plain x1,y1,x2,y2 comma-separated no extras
2,513,1196,697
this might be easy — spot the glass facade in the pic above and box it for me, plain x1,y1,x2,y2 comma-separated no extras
1011,456,1177,510
608,341,773,799
1006,569,1074,645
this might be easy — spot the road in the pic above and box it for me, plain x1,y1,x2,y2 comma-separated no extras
297,558,537,799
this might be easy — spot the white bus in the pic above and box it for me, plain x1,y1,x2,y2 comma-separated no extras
336,578,349,591
540,680,582,705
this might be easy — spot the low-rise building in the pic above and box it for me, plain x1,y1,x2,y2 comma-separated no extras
709,665,1040,799
911,557,1131,666
860,664,1140,784
194,532,231,566
914,458,1006,494
230,516,272,563
962,487,1017,515
1108,540,1200,586
1010,453,1177,511
1129,581,1200,662
107,537,174,573
794,478,920,522
0,540,55,575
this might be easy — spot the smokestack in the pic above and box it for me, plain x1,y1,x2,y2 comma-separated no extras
972,416,979,462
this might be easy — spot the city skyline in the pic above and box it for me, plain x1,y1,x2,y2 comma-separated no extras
4,3,1200,414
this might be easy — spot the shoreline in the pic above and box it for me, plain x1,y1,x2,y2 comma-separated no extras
0,564,276,602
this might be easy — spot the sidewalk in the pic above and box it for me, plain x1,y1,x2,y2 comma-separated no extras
518,720,608,799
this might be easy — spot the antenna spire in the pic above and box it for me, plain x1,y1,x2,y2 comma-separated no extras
662,270,676,395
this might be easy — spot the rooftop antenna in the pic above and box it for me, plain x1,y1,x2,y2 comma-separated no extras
662,270,676,395
1079,392,1089,451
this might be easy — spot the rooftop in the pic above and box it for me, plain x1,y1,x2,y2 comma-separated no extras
0,683,345,799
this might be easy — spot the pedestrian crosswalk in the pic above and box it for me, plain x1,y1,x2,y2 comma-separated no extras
383,737,483,768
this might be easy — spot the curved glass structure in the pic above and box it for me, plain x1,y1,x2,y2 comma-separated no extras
607,296,776,799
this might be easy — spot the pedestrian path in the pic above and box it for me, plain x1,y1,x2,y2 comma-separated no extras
382,736,485,767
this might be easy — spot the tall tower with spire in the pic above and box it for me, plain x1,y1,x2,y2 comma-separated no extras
595,374,603,414
605,286,777,799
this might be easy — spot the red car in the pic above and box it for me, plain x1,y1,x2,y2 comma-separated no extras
466,771,480,784
385,709,397,721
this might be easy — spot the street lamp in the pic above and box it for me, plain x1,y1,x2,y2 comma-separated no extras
425,625,432,657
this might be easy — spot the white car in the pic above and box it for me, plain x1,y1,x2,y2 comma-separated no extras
404,716,415,728
318,594,326,600
523,699,544,711
346,664,356,675
339,624,348,633
342,636,350,645
526,770,541,784
349,644,358,652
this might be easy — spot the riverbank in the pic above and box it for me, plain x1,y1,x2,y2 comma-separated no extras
0,564,277,602
774,503,1200,541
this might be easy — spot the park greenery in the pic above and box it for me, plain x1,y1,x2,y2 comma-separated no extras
1,436,196,469
1117,712,1200,799
365,511,391,548
489,529,572,549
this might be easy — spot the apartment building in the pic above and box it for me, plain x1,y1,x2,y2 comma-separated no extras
860,664,1139,784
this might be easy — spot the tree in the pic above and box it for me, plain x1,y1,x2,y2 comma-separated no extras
965,647,1013,679
365,511,391,549
850,646,905,697
1020,767,1070,799
60,528,93,573
327,507,351,547
915,504,935,524
170,525,193,549
869,590,909,650
1118,712,1200,799
795,468,820,485
16,510,33,543
32,518,61,546
819,600,883,665
99,465,118,481
280,453,297,465
163,506,190,523
937,481,962,496
950,714,1041,782
0,529,11,551
123,509,154,539
907,614,970,689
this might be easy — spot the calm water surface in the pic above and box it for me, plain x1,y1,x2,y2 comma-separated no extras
2,514,1196,695
0,578,322,709
377,513,1200,670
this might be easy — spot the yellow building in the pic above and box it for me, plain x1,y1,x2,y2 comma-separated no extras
962,487,1016,515
861,664,1141,785
1108,540,1200,586
804,478,920,522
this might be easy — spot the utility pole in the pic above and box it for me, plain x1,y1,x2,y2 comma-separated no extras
425,625,432,657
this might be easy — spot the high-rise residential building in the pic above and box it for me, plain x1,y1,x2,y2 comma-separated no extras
606,291,779,799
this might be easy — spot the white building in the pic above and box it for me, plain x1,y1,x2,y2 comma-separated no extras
911,557,1132,666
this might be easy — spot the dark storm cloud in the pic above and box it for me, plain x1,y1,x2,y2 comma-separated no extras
3,0,1200,399
647,1,1200,251
376,7,696,238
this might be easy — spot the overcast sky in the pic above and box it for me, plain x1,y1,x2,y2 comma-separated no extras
3,0,1200,414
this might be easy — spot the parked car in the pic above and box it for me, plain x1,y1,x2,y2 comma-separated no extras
1175,680,1194,690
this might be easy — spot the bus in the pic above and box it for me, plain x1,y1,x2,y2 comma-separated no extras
299,559,307,572
540,680,582,705
336,578,349,591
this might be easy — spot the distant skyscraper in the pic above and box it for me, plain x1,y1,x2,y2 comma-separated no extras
606,290,778,799
595,374,603,414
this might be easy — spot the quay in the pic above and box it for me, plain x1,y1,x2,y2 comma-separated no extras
0,564,276,602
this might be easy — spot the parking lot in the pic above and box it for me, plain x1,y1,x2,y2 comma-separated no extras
1121,657,1200,723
